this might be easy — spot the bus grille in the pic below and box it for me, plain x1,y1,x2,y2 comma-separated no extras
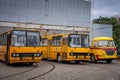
12,53,41,60
70,53,89,56
19,53,34,57
106,50,114,55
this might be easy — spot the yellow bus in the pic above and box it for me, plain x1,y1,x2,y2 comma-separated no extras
0,29,42,65
90,37,117,63
41,33,90,63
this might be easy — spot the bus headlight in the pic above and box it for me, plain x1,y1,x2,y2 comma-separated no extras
34,53,41,57
34,54,37,57
88,54,90,56
12,53,19,57
16,54,19,57
13,53,16,57
37,54,40,56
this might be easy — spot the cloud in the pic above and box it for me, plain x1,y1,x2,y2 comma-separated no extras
94,0,120,18
93,9,120,18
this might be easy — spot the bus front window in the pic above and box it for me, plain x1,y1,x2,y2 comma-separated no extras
99,40,115,47
69,35,81,47
12,31,26,46
11,31,40,47
27,32,40,46
81,35,89,47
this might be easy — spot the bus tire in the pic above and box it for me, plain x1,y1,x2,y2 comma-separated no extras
57,55,61,63
90,54,97,63
106,59,112,63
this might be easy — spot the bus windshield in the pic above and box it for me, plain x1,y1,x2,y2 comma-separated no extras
98,40,115,47
11,31,40,46
69,34,89,47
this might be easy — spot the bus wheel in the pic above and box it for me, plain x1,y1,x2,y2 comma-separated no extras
57,55,61,63
75,61,80,64
90,54,96,63
106,59,112,63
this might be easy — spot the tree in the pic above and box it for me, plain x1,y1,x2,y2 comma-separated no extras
93,16,120,46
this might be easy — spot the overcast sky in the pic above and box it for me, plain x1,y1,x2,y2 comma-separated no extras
93,0,120,18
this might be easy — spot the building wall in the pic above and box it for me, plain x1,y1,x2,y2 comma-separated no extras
90,24,113,43
0,0,91,27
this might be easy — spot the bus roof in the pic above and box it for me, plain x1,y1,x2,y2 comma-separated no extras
41,33,69,39
0,28,40,35
42,32,89,38
92,37,113,41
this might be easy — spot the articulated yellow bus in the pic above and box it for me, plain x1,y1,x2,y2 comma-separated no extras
90,37,117,63
0,29,42,65
41,33,90,63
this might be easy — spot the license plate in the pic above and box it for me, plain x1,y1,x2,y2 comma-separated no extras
23,57,32,60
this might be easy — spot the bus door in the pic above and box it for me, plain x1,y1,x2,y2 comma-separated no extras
48,39,52,59
62,37,68,59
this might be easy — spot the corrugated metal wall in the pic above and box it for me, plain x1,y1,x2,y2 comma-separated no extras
0,0,91,27
90,24,113,42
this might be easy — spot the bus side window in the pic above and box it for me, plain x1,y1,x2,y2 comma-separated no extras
60,37,62,45
40,38,47,46
52,36,62,46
